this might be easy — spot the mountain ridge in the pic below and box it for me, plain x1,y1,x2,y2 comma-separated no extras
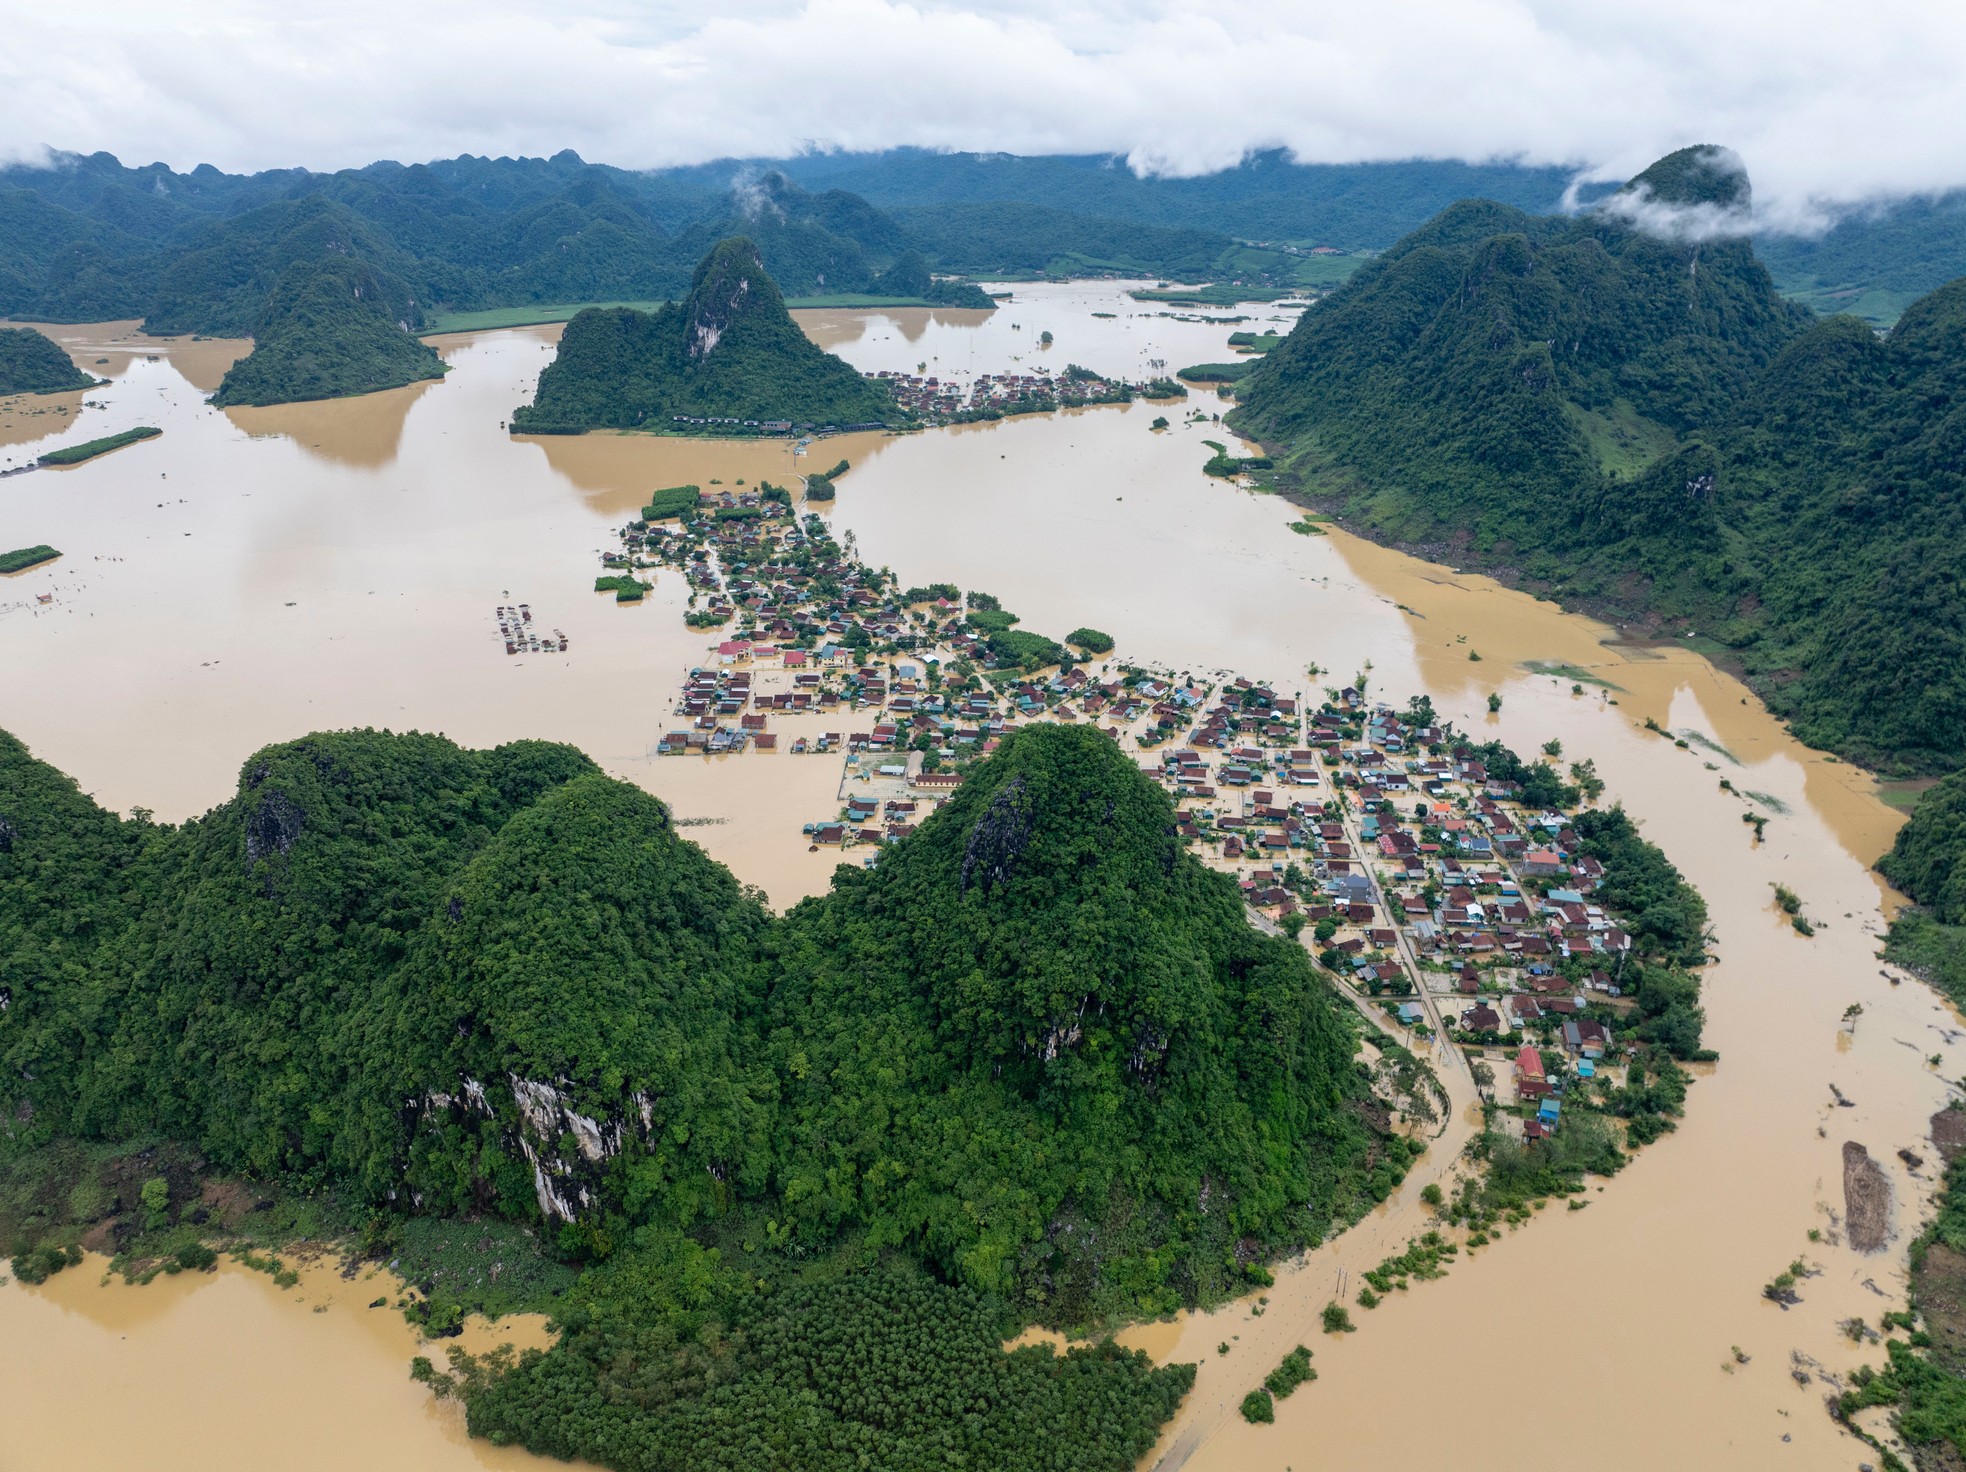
1236,151,1965,774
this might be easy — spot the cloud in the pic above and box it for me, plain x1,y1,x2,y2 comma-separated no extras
1585,146,1759,242
2,0,1965,229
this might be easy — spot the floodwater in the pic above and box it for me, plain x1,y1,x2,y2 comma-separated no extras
0,1252,569,1472
0,280,1942,1470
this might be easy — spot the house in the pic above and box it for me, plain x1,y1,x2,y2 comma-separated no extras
1514,1044,1545,1082
1397,1002,1425,1026
1562,1019,1610,1058
1461,1004,1502,1033
1537,1097,1562,1127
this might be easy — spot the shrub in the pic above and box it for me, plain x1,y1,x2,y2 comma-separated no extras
1066,627,1115,655
1239,1389,1275,1423
594,575,648,602
1264,1345,1316,1398
1321,1301,1355,1334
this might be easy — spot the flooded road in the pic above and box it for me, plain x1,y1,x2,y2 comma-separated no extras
0,282,1938,1470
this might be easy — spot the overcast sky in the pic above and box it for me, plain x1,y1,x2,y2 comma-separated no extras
4,0,1963,228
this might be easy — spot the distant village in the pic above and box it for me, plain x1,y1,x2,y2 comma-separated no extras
661,363,1183,435
601,479,1652,1143
867,364,1179,423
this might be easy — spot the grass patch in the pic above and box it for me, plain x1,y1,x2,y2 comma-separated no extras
384,1216,578,1319
1885,909,1966,1010
424,301,671,333
0,544,60,574
1675,728,1742,765
39,426,161,466
1773,281,1921,329
1879,779,1942,814
1741,790,1792,815
1522,661,1623,691
1285,254,1366,287
1131,285,1295,306
1561,398,1678,478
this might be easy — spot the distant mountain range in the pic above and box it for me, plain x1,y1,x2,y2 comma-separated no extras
5,147,1956,341
0,149,1301,337
1235,147,1966,777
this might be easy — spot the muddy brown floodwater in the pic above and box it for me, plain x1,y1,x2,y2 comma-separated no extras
0,1252,572,1472
0,282,1946,1470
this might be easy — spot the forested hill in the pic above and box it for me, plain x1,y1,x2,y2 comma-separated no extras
0,326,95,395
1879,769,1966,1018
0,719,1389,1470
1236,146,1966,775
513,237,896,432
210,256,448,407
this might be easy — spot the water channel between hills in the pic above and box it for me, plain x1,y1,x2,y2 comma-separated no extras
0,280,1946,1471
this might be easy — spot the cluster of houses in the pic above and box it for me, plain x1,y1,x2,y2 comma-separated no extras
865,367,1135,422
620,487,1638,1140
494,601,567,656
666,416,889,435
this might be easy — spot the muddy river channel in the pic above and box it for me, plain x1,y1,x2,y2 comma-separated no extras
0,283,1942,1470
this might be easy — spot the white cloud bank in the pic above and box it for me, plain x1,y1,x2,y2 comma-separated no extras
2,0,1964,227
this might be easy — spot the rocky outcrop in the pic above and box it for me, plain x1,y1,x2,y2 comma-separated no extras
960,776,1031,893
1843,1141,1893,1253
415,1072,661,1223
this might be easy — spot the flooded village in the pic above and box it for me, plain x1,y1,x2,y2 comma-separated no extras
3,287,1953,1472
616,471,1692,1163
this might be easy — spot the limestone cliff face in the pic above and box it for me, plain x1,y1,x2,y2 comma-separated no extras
416,1074,659,1221
683,236,781,362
